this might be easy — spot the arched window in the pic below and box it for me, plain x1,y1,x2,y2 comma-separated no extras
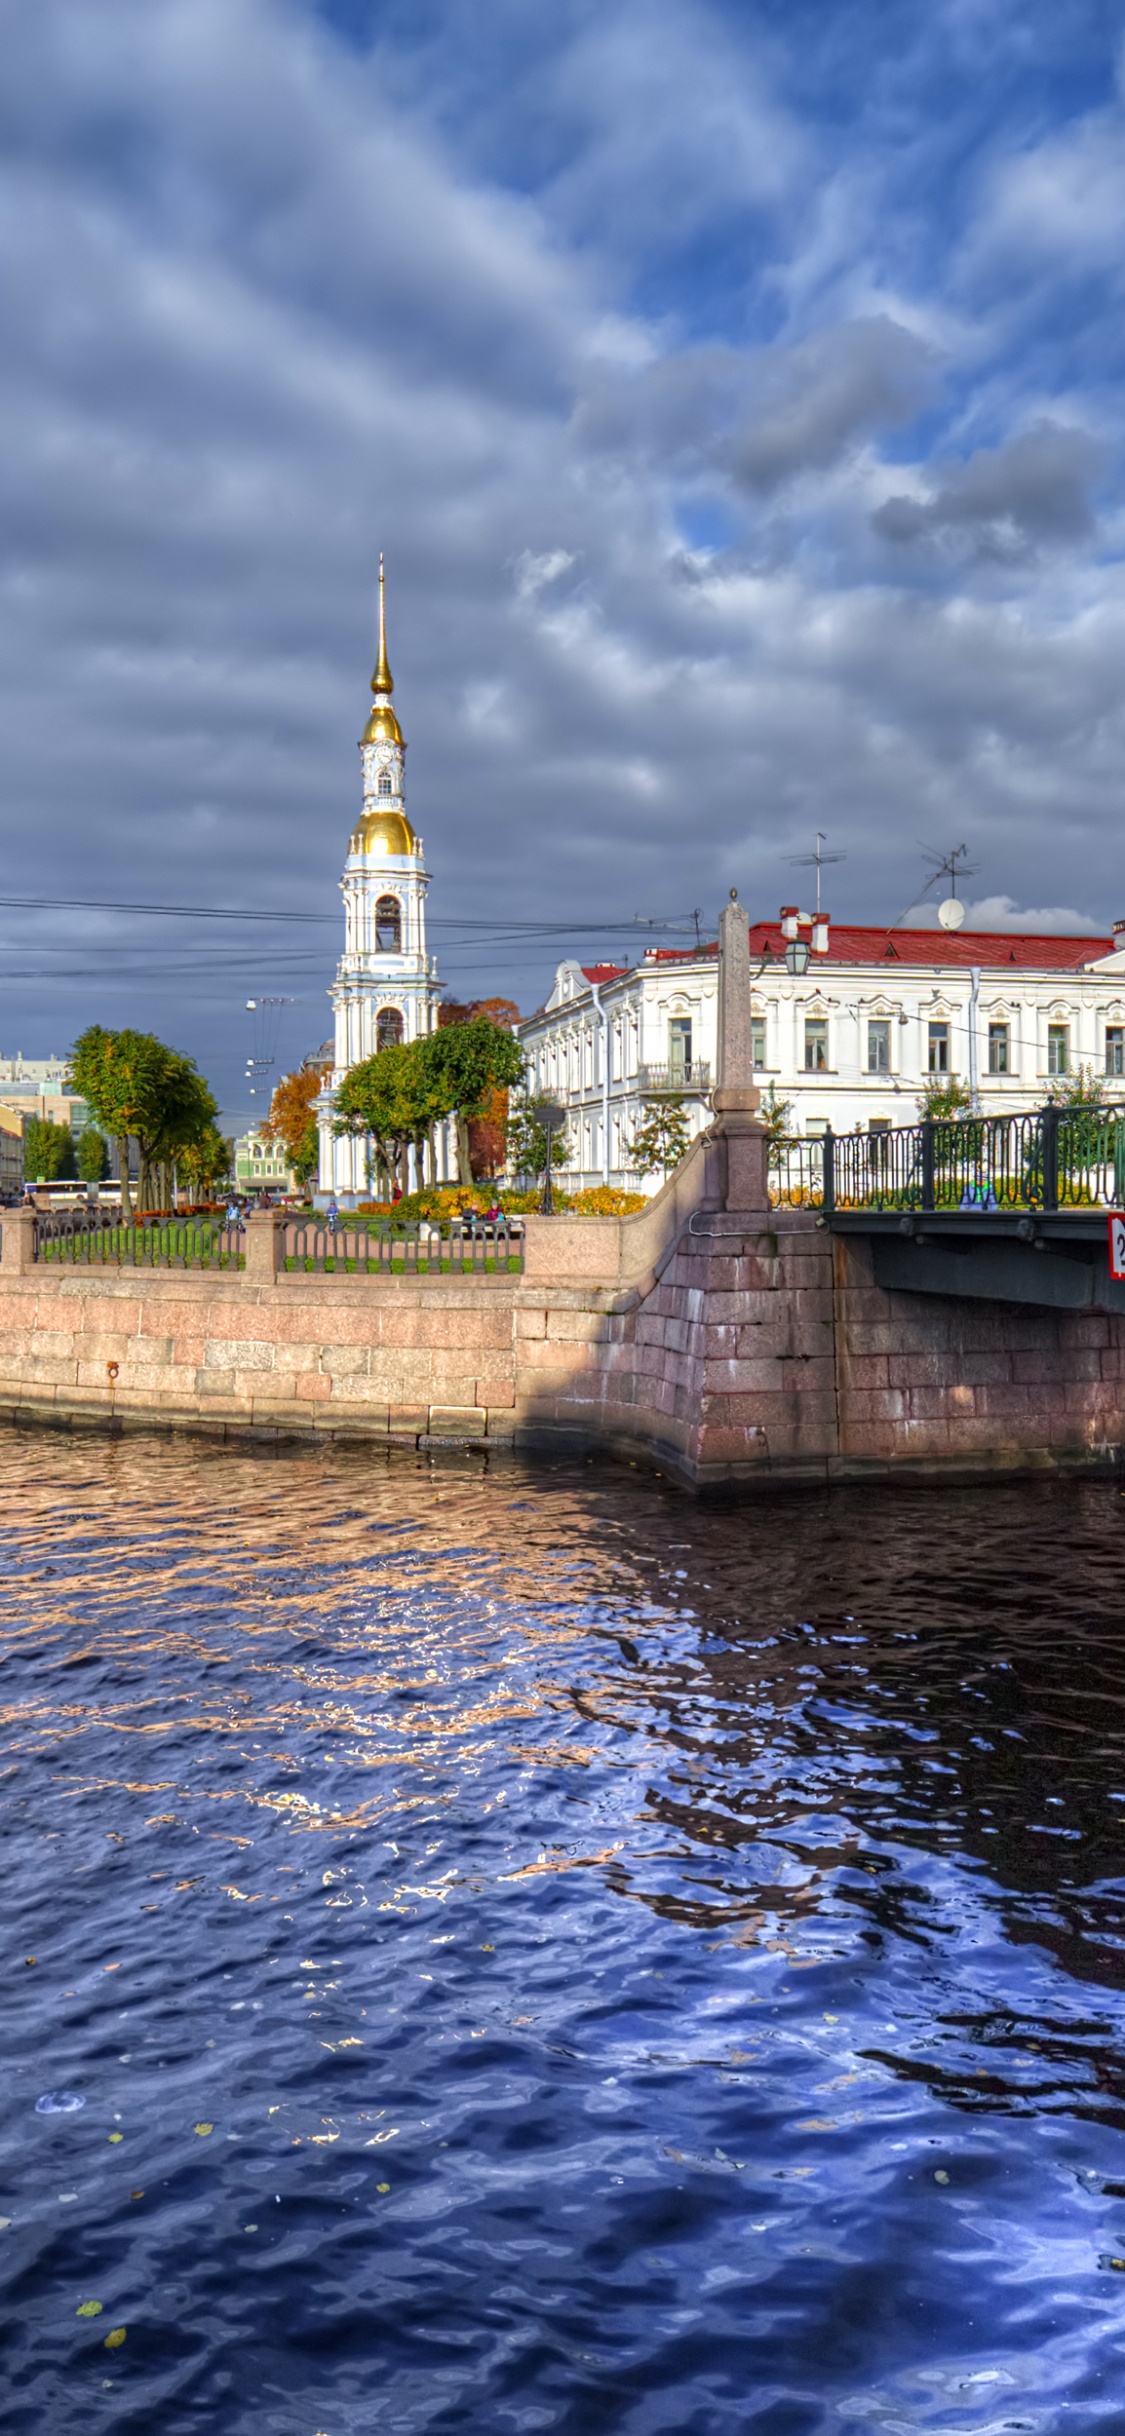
378,770,393,796
375,895,402,952
377,1007,404,1053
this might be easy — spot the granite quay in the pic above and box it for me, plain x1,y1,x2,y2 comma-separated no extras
3,1132,1125,1486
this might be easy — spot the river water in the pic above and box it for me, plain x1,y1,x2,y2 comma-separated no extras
3,1437,1125,2433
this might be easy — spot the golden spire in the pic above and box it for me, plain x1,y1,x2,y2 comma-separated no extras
361,552,403,746
371,552,393,698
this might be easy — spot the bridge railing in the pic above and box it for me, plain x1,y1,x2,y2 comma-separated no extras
769,1109,1125,1216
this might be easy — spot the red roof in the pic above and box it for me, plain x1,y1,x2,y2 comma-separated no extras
580,963,628,984
746,922,1115,972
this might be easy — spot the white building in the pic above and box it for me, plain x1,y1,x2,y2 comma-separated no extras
316,564,452,1205
518,908,1125,1189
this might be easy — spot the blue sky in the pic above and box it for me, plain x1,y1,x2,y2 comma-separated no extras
3,0,1124,1120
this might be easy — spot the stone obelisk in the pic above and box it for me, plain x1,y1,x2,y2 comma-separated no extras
712,887,769,1210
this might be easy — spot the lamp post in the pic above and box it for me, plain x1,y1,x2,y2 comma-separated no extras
533,1099,567,1215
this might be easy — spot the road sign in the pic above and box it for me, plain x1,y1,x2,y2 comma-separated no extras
1108,1214,1125,1280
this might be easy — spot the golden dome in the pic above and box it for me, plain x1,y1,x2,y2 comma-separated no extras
349,808,416,858
361,698,403,746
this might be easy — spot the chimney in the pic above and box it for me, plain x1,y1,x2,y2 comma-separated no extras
780,905,800,941
1114,920,1125,941
812,913,830,955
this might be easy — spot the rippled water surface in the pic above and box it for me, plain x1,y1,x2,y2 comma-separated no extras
4,1439,1125,2432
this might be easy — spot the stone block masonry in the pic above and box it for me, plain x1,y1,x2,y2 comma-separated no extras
2,1152,1125,1488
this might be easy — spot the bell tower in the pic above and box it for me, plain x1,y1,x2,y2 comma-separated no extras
317,561,443,1203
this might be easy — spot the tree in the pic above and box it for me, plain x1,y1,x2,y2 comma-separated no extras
758,1083,794,1170
24,1116,76,1182
916,1077,975,1121
177,1125,231,1198
506,1098,571,1181
68,1027,220,1215
419,1017,525,1183
628,1097,692,1178
262,1067,322,1188
333,1038,447,1193
76,1126,109,1184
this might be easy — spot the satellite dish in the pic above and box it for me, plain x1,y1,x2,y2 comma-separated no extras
938,898,965,931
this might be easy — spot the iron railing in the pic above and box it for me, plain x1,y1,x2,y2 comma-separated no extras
769,1109,1125,1215
35,1213,245,1268
282,1219,523,1274
638,1062,712,1095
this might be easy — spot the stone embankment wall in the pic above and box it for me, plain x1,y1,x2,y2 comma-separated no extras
2,1143,1124,1489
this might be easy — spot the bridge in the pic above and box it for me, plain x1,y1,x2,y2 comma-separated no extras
772,1108,1125,1313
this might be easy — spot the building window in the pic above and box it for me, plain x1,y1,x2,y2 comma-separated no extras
751,1017,766,1068
377,771,393,796
988,1023,1010,1075
1107,1027,1124,1078
376,1007,404,1052
927,1022,950,1074
804,1019,828,1073
669,1017,692,1081
1047,1023,1069,1076
375,895,402,952
867,1019,890,1074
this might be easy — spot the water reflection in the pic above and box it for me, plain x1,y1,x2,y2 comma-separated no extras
2,1438,1125,2430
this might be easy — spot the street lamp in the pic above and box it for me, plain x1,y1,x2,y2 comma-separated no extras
533,1099,567,1215
785,937,811,976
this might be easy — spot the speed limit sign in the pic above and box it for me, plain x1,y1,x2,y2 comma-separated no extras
1109,1214,1125,1281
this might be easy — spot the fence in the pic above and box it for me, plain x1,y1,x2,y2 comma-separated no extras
35,1213,245,1269
28,1210,525,1275
769,1109,1125,1216
282,1218,523,1274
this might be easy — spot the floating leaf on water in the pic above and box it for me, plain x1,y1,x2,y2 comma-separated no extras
104,2327,126,2349
934,2170,950,2184
1102,2254,1125,2272
76,2300,103,2318
244,2224,258,2233
823,2013,839,2023
130,2190,144,2201
108,2134,124,2145
480,1945,494,1952
59,2193,78,2204
36,2092,85,2116
25,1957,37,1966
193,2123,213,2138
376,2183,390,2193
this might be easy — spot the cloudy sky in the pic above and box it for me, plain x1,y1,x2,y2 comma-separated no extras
3,0,1124,1122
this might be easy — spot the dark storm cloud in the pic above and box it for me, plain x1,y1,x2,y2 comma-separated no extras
874,423,1107,558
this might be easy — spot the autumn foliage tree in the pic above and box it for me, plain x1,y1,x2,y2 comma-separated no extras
261,1066,322,1188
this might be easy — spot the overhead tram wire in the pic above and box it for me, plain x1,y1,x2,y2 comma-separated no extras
0,891,703,938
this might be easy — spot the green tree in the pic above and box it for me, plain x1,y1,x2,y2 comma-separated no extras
67,1027,220,1215
916,1077,975,1121
628,1097,692,1178
76,1126,109,1184
506,1098,571,1182
419,1018,526,1183
24,1116,77,1182
333,1039,446,1193
177,1124,231,1198
758,1083,794,1168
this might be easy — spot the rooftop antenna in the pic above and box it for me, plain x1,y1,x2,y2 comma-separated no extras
917,841,977,932
788,831,846,916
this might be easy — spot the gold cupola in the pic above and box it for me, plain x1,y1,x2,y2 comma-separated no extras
361,553,403,748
